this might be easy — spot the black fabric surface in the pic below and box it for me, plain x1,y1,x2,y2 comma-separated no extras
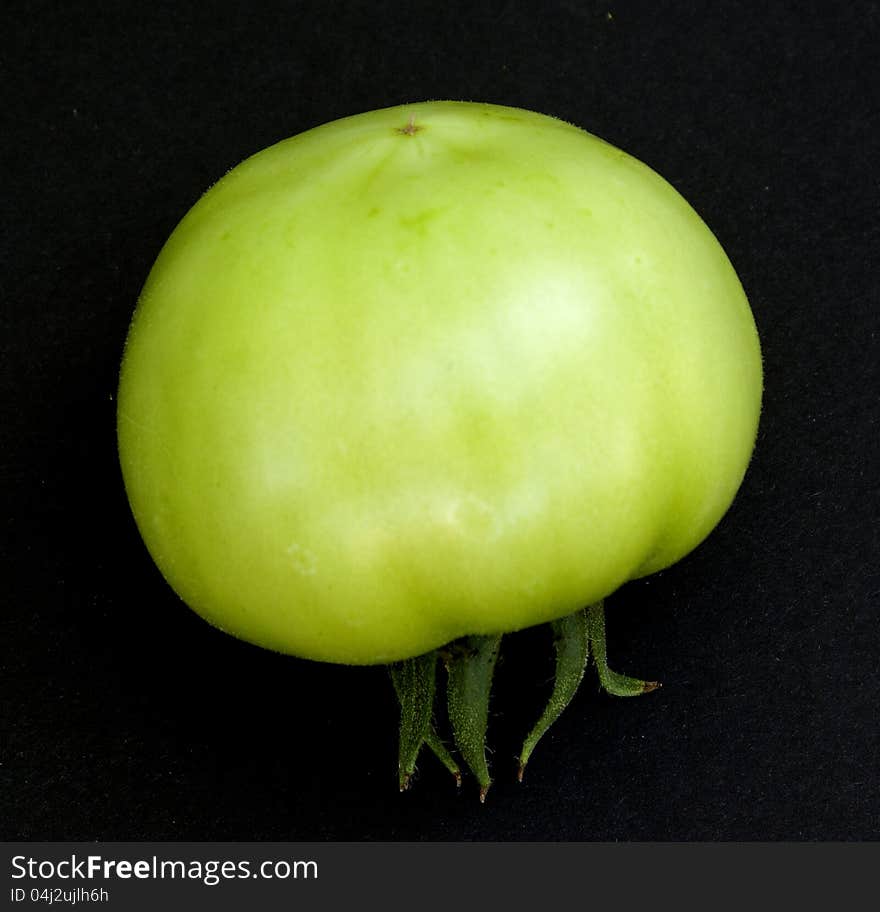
2,0,877,841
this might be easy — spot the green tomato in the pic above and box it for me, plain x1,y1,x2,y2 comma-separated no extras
118,101,761,666
118,102,761,793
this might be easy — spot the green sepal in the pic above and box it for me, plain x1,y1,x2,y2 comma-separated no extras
390,652,462,790
518,608,590,780
389,652,438,791
424,729,462,787
444,634,502,801
586,601,660,696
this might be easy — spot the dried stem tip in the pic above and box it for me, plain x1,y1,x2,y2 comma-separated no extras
396,114,422,136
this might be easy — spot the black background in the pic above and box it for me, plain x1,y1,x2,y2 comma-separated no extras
2,0,877,841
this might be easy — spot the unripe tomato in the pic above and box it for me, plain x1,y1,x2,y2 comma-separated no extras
119,102,762,794
118,102,761,669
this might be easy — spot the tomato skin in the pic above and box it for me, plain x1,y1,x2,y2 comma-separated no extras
117,101,762,665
